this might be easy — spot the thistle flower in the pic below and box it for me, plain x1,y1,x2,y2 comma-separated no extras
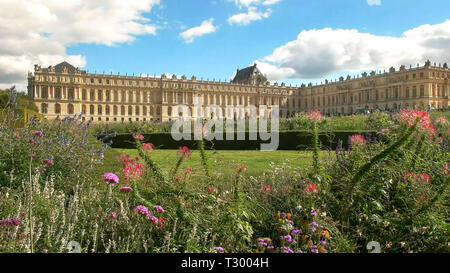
103,173,119,185
149,216,159,224
31,130,43,137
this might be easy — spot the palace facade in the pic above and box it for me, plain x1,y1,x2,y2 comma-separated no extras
28,61,449,122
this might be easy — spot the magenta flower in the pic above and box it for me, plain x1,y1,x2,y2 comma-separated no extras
103,173,119,185
149,216,159,224
0,217,21,227
215,247,224,253
135,205,150,217
120,186,133,193
153,205,165,213
43,158,54,166
111,212,117,219
32,130,43,137
311,222,318,227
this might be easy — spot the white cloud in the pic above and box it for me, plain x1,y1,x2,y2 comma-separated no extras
228,7,272,26
0,0,160,91
180,18,217,43
227,0,280,26
367,0,381,6
262,0,282,5
256,20,450,81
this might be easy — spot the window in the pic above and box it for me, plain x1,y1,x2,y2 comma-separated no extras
90,78,94,84
55,103,61,114
55,88,61,99
105,105,110,115
90,105,94,115
90,90,95,101
97,90,103,101
82,89,87,100
128,106,132,116
98,105,102,115
68,88,74,100
68,104,74,115
413,86,417,97
420,85,424,97
41,103,48,114
106,90,110,102
82,105,87,114
406,87,410,98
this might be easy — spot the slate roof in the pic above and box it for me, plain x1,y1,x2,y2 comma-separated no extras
232,63,267,84
42,61,85,74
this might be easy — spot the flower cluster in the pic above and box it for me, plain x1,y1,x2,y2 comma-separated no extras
305,183,318,194
349,134,365,146
260,183,271,193
133,134,144,141
397,110,436,135
142,143,155,152
119,154,143,181
120,186,133,193
308,109,322,122
236,165,248,174
178,146,191,158
135,205,164,226
31,130,43,137
103,173,119,185
404,172,430,183
0,217,21,228
434,116,448,126
43,158,54,166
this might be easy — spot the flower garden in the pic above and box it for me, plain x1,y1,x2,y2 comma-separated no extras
0,92,449,253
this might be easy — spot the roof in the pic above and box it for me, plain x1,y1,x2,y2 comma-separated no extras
41,61,85,74
232,63,267,84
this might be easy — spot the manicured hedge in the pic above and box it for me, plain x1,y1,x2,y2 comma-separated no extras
103,130,379,151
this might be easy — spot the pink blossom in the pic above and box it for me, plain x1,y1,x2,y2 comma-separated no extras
153,205,165,213
308,109,322,122
103,173,119,185
135,205,150,218
120,186,133,193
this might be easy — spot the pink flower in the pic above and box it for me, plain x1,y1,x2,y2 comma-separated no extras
123,163,143,181
43,158,54,166
133,134,144,141
398,110,436,135
153,205,165,213
178,146,191,158
350,134,365,146
31,130,43,137
236,165,247,174
260,183,271,193
142,143,154,152
103,173,119,185
308,109,322,122
135,205,150,218
435,117,448,125
208,186,217,193
111,212,117,219
120,186,133,193
0,217,21,227
149,216,159,224
305,184,318,194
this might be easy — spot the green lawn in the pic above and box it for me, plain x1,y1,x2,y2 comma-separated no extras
103,148,331,178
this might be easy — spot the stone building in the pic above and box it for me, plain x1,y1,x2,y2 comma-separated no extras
28,60,449,122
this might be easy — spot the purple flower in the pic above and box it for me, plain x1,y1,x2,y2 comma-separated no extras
32,130,43,137
319,240,327,245
309,227,316,232
153,205,165,213
215,247,224,253
281,246,294,253
311,249,319,253
311,212,317,217
291,229,302,235
297,250,303,253
311,221,318,227
103,173,119,185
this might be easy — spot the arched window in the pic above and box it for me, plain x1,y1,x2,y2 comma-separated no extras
98,105,102,115
90,90,95,101
90,105,94,115
68,104,74,115
113,105,118,115
143,106,147,116
114,90,119,102
82,105,87,114
105,105,110,115
135,106,140,116
156,106,160,115
55,103,61,114
121,106,125,116
128,106,132,116
121,91,126,102
41,87,48,99
128,92,133,102
150,107,154,115
82,89,87,100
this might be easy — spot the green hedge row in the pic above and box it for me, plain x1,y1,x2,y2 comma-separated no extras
104,130,379,150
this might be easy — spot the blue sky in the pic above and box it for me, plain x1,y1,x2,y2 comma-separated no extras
1,0,449,90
